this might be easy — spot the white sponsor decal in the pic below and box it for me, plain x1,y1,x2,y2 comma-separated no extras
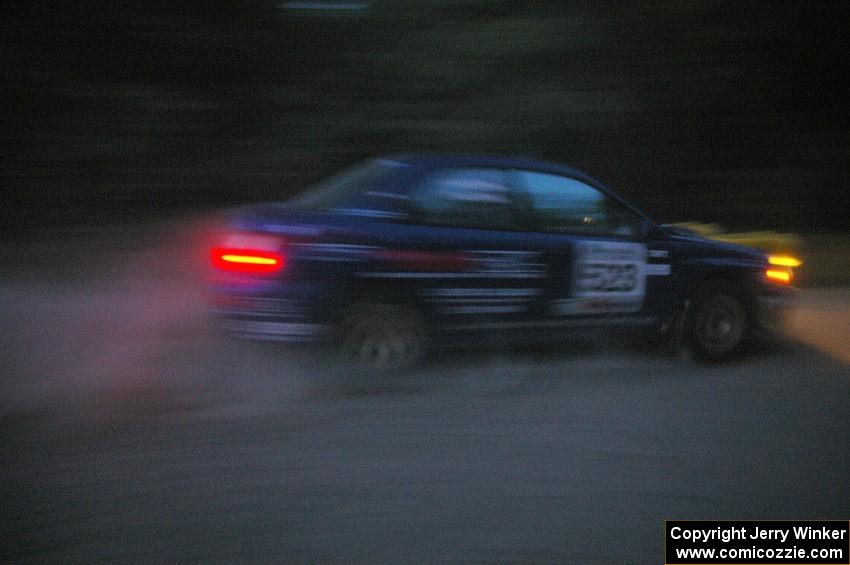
553,241,647,315
423,287,540,315
646,263,671,276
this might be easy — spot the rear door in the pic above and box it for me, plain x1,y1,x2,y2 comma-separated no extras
374,166,548,329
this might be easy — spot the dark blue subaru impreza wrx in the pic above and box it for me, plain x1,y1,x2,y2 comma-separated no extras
209,154,796,370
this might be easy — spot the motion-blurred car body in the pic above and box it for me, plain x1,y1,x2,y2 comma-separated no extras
210,154,796,369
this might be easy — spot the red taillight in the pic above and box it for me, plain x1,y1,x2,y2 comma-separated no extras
211,233,285,275
211,247,285,274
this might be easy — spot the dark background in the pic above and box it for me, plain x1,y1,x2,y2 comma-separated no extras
3,0,849,232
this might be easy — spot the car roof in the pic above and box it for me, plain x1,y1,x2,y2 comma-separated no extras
382,152,605,188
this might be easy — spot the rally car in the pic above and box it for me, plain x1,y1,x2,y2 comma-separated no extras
209,154,797,370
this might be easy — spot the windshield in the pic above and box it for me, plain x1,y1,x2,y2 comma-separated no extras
288,159,397,211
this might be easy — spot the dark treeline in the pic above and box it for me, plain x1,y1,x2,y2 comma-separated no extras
2,1,848,231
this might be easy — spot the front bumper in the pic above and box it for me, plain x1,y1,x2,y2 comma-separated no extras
755,284,798,332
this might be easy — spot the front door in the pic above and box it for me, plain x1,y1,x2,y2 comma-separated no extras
508,169,651,326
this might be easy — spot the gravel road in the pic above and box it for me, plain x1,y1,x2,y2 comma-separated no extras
2,222,848,564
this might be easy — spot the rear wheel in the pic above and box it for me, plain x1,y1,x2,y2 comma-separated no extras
688,282,749,361
340,304,427,372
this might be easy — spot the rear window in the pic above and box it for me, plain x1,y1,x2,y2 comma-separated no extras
410,168,518,230
288,159,400,211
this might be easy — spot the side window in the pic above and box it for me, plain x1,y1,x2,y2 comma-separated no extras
513,171,641,237
411,168,517,230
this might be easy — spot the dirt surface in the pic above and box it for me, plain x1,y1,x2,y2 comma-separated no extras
787,287,850,364
2,221,849,564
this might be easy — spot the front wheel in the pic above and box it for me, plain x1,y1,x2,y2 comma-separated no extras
688,282,749,361
340,304,427,372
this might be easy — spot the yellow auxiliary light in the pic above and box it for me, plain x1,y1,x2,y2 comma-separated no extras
768,255,802,268
766,269,792,284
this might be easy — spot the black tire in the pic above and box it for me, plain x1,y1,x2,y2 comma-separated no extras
339,304,427,372
687,281,749,361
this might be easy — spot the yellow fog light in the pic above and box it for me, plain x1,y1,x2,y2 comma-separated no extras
768,255,802,268
766,268,792,284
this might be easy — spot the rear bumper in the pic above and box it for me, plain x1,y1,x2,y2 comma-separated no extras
210,284,332,342
222,318,328,342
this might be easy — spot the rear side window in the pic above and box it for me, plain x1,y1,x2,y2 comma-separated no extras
288,159,399,211
410,168,517,230
513,171,641,237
